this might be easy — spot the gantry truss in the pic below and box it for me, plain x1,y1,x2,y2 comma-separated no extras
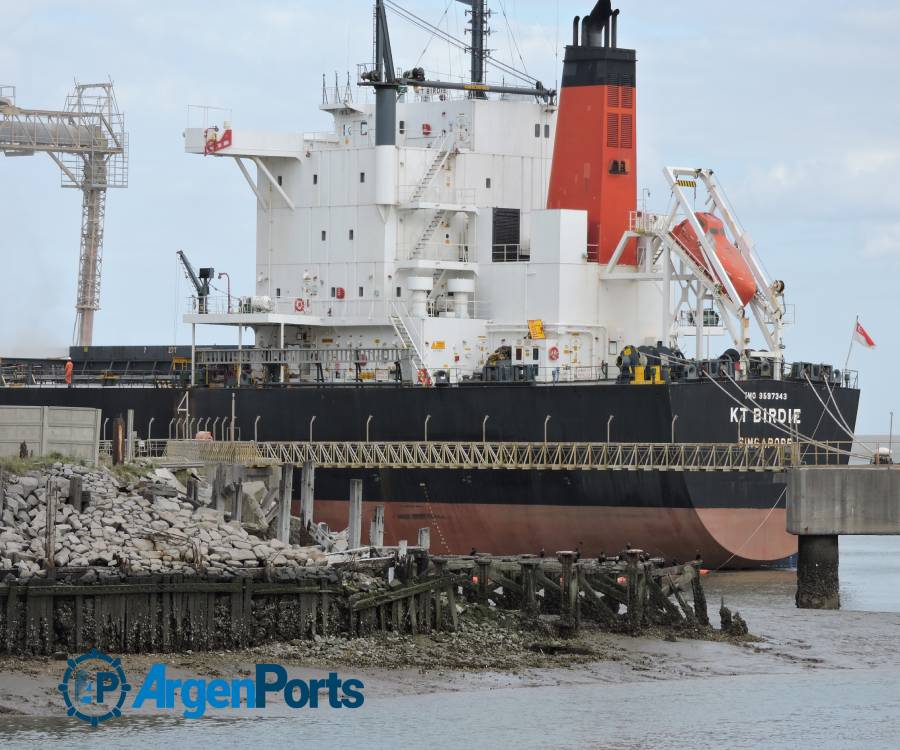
0,83,128,346
164,439,800,472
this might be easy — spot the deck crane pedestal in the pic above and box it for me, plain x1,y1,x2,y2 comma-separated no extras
0,83,128,347
176,250,214,315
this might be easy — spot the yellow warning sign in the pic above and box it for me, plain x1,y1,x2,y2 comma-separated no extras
431,340,446,350
527,320,546,339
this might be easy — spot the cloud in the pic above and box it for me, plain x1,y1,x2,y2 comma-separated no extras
862,222,900,262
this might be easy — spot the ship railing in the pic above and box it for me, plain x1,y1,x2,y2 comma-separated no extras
162,439,801,472
398,242,472,262
185,294,238,315
630,211,672,235
99,438,168,460
425,298,490,319
399,185,476,206
195,347,406,367
491,244,530,262
301,298,390,320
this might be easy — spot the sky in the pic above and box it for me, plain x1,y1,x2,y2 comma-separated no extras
1,0,899,432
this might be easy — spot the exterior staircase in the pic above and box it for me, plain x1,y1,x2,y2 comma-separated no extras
408,130,456,203
389,300,428,382
411,210,446,258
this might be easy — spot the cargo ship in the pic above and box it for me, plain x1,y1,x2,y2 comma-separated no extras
0,1,860,567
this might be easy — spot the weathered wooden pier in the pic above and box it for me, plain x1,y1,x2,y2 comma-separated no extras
0,551,709,656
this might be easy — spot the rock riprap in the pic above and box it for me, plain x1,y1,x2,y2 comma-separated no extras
0,462,329,579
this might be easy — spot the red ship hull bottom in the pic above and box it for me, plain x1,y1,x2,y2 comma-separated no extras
308,500,796,570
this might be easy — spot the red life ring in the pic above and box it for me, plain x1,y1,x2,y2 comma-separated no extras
549,346,560,361
294,298,305,312
418,368,431,385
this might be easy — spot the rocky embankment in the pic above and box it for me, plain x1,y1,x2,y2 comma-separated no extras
0,461,328,579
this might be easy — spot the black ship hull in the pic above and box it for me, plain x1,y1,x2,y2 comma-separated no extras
0,378,859,567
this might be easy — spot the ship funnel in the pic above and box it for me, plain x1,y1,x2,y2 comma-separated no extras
586,0,612,47
547,3,637,264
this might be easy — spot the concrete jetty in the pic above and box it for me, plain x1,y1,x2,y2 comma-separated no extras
788,466,900,609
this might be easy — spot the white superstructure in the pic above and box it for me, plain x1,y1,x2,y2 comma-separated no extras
182,2,788,387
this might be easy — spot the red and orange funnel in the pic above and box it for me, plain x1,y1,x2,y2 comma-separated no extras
547,1,637,265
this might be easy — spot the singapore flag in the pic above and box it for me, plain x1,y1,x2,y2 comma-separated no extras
854,320,876,348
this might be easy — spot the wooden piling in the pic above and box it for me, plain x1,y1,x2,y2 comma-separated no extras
557,551,579,631
626,549,645,634
69,475,83,513
475,558,491,603
520,559,539,615
691,566,710,626
44,481,58,569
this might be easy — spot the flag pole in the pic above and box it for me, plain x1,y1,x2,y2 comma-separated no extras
844,315,858,374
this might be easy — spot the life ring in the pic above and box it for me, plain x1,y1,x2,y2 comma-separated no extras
418,368,431,385
548,346,560,361
294,298,305,312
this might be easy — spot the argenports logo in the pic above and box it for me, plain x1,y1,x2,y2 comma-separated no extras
58,648,132,726
60,649,365,724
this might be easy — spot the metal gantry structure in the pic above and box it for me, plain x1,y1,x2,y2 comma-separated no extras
163,438,802,472
0,83,128,347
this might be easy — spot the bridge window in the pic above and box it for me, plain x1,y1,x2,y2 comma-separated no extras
360,172,366,183
485,177,491,189
544,124,550,138
358,286,364,297
349,229,354,240
534,123,540,137
313,174,318,185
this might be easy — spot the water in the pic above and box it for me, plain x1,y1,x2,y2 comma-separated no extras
3,538,900,749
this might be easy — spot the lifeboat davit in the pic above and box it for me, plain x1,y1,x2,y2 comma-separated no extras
671,213,757,306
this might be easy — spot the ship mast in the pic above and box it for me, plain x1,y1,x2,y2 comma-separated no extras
363,1,554,102
458,0,489,97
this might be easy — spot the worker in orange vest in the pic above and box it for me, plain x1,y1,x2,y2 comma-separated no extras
64,357,74,387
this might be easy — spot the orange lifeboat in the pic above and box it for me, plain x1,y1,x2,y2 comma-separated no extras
671,213,757,307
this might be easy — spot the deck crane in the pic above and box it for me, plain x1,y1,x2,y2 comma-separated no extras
176,250,214,314
0,83,128,347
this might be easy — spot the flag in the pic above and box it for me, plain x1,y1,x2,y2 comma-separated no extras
853,320,876,348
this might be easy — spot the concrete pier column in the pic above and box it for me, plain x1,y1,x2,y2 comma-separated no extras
349,479,362,550
796,535,840,609
233,479,243,524
300,461,315,528
369,504,385,547
277,465,293,544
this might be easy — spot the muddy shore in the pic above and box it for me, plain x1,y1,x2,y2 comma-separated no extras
3,568,895,721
